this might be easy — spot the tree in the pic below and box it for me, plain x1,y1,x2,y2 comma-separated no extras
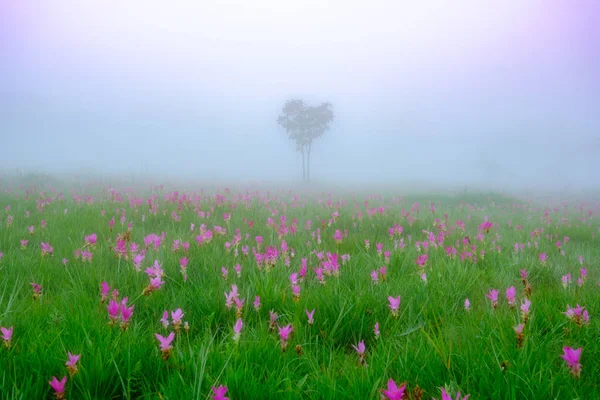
277,99,334,182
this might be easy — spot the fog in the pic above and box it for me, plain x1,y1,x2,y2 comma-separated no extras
1,0,599,193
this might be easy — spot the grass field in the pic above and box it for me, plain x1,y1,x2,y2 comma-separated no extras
0,179,598,399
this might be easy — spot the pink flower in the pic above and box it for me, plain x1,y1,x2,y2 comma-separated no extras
253,296,261,311
171,308,184,328
374,322,380,339
485,289,499,308
107,299,121,325
561,346,582,377
333,229,343,243
382,378,406,400
371,270,379,284
505,286,516,308
464,298,471,311
66,351,81,377
352,340,366,365
439,387,470,400
539,252,548,264
1,326,13,348
278,324,293,351
415,254,428,268
306,309,315,325
211,385,230,400
233,318,243,343
49,376,67,399
40,242,54,256
155,332,175,360
520,299,531,322
388,296,401,317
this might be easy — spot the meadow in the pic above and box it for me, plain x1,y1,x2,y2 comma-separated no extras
0,179,598,399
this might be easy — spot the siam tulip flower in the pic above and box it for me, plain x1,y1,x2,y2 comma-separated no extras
514,323,525,348
333,229,343,243
221,267,228,280
379,266,387,282
120,303,134,330
253,296,261,311
521,299,531,323
539,252,548,264
415,254,428,269
578,255,584,265
20,239,28,249
49,376,67,400
505,286,516,308
580,268,587,284
278,324,293,351
561,274,571,289
564,304,589,326
133,254,144,271
160,311,170,328
420,272,427,283
291,285,301,302
364,239,370,250
371,270,379,284
439,387,470,400
100,282,110,303
155,332,175,360
464,298,471,311
1,326,13,348
269,310,278,332
85,233,97,247
62,258,68,266
28,225,34,235
171,308,184,332
384,251,391,264
234,264,242,277
352,340,366,365
234,297,245,318
561,346,582,377
485,289,499,309
388,296,401,318
41,220,46,229
107,299,121,325
31,282,43,300
65,352,81,377
41,242,54,256
381,378,406,400
232,318,243,343
211,385,229,400
306,309,315,326
374,322,380,340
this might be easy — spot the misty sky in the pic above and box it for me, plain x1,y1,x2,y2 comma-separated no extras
1,0,599,189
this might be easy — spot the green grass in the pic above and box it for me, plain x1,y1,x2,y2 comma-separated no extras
0,183,598,399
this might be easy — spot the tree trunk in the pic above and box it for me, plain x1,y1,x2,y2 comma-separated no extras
301,146,306,182
306,141,312,183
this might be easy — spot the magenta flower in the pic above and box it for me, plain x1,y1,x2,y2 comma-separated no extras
505,286,516,308
561,346,582,377
155,332,175,360
352,340,366,365
107,299,121,325
66,351,81,377
159,311,169,328
211,385,230,400
49,376,67,399
171,308,184,329
485,289,499,309
306,309,315,325
85,233,97,246
253,296,261,311
40,242,54,256
278,324,293,351
100,282,111,302
374,322,380,339
31,282,43,299
333,229,343,243
539,252,548,264
464,298,471,311
120,304,134,329
388,296,401,317
520,298,531,322
233,318,243,343
415,254,428,268
440,387,470,400
381,378,406,400
1,326,13,348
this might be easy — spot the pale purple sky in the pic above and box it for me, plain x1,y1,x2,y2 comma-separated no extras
1,0,599,188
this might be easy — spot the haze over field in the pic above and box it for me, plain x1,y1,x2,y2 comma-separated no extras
1,0,599,191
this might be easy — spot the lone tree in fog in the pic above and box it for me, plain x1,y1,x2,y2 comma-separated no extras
277,99,334,183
